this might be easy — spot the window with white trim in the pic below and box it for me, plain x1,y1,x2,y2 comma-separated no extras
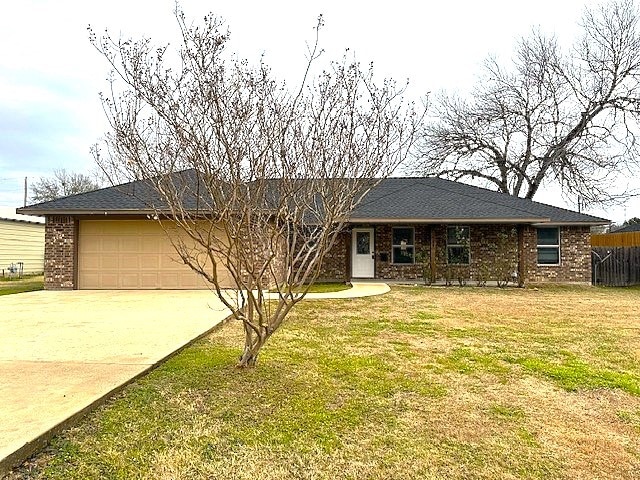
447,226,470,264
392,227,414,264
537,227,560,265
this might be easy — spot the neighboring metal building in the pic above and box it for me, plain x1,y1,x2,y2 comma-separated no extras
0,207,45,276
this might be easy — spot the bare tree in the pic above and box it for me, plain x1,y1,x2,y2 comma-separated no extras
417,0,640,206
90,10,421,367
31,169,101,203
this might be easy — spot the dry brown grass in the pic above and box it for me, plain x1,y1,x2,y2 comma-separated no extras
8,285,640,479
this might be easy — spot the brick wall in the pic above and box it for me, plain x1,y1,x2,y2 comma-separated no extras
522,225,592,283
42,218,588,289
317,223,593,284
316,230,350,281
44,216,77,290
375,225,429,280
373,224,519,284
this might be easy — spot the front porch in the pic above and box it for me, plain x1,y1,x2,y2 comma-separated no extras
317,224,592,285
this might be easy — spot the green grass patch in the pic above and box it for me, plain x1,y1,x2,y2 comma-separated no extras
0,275,44,295
0,272,43,282
515,357,640,395
490,404,526,420
616,410,640,432
291,282,351,293
436,347,511,376
390,320,439,335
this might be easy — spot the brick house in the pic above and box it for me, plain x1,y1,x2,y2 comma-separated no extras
18,176,607,289
317,178,607,285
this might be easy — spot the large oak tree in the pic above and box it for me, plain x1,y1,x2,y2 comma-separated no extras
417,0,640,206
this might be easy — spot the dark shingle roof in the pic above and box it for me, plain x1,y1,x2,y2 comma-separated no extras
612,223,640,233
351,178,607,224
18,174,608,225
18,170,206,213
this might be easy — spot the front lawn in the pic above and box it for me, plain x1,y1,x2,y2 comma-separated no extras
297,282,351,294
0,275,44,296
11,286,640,479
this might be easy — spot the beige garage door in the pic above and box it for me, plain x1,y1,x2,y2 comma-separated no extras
78,220,232,289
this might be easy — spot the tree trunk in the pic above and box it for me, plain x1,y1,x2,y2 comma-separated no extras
237,322,268,368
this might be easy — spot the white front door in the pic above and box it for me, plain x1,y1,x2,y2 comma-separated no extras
352,228,375,278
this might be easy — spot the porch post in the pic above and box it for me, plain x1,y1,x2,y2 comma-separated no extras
430,226,437,282
346,227,352,281
517,225,525,287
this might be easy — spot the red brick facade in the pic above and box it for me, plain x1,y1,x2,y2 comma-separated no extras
318,224,592,285
44,216,77,290
43,217,593,289
316,231,351,282
521,225,592,283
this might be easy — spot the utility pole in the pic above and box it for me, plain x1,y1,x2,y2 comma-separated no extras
23,177,27,207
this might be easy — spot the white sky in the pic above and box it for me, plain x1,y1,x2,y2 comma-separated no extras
0,0,637,223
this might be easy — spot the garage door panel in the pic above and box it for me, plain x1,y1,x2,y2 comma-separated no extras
159,272,179,288
79,221,103,235
141,236,161,251
119,254,141,270
114,221,143,234
160,255,183,269
101,255,119,269
81,237,101,253
82,256,100,269
160,241,180,254
101,238,119,251
78,220,229,289
120,238,140,253
99,274,119,289
81,273,100,287
141,273,159,288
120,273,141,288
140,255,160,269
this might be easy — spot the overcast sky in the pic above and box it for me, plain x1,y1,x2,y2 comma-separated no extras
0,0,637,223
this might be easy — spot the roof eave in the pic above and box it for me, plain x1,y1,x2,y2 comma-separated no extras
15,208,161,216
17,211,610,227
531,220,610,227
348,217,551,224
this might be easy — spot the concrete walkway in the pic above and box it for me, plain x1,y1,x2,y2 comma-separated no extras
304,282,390,299
0,283,390,477
0,290,231,477
266,282,390,300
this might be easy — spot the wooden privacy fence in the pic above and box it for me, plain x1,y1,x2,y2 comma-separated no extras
592,232,640,247
592,247,640,286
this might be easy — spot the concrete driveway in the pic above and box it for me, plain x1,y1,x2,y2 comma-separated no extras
0,290,231,476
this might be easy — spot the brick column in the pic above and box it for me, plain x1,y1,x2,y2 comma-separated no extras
44,216,77,290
